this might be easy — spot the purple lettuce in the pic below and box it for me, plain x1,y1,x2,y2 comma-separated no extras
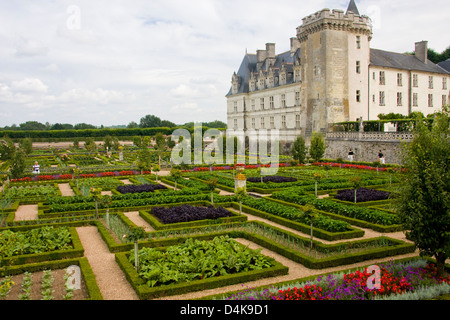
151,205,233,224
334,188,390,203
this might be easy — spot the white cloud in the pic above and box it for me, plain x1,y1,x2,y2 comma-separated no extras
11,78,48,93
15,39,48,58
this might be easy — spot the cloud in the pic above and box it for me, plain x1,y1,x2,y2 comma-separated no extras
0,0,449,127
15,39,48,57
11,78,48,93
170,102,202,113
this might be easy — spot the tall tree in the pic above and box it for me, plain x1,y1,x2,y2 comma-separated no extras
291,136,307,163
309,132,326,162
396,107,449,277
139,114,162,128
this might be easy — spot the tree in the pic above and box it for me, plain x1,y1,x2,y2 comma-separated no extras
9,149,26,179
140,114,162,128
291,136,307,163
154,133,167,167
169,168,182,190
396,107,449,277
235,187,246,215
0,137,16,160
303,204,318,250
137,146,152,175
127,121,139,128
126,226,147,271
84,137,97,153
349,176,363,203
309,132,326,162
19,138,33,155
206,177,218,205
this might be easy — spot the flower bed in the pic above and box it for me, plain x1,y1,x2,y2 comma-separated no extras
151,204,233,224
334,188,391,203
225,260,450,300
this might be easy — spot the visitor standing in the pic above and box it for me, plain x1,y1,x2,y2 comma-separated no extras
378,150,385,164
348,149,354,162
32,161,40,174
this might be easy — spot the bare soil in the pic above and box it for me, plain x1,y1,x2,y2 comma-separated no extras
2,269,89,300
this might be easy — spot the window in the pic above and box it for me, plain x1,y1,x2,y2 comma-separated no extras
428,94,433,107
413,93,418,107
443,77,448,90
372,95,375,103
270,116,274,129
251,118,255,128
373,72,376,80
260,98,264,110
281,115,287,128
260,117,265,129
356,36,361,49
233,119,238,129
296,114,300,128
379,91,385,106
429,76,433,89
413,74,418,87
397,92,403,106
379,71,385,85
233,101,238,113
356,90,361,102
397,73,403,86
269,96,274,109
295,91,301,105
443,95,447,107
281,94,286,108
251,99,255,111
356,61,361,74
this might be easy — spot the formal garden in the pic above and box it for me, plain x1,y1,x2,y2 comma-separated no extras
0,127,449,301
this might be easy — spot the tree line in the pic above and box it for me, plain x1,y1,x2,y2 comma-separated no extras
0,114,226,132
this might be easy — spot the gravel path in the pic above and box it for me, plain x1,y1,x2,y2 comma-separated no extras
58,183,75,196
76,226,139,300
14,204,38,221
124,211,154,232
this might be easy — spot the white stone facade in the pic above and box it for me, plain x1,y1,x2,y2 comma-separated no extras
226,1,450,143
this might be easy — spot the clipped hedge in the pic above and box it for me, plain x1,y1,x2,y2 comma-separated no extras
115,242,288,300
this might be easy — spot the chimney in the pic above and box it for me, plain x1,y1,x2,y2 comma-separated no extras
257,49,267,62
266,43,275,59
415,41,428,64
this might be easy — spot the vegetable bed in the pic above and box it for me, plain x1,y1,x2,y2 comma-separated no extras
117,184,167,194
130,236,276,287
151,204,233,224
334,188,391,203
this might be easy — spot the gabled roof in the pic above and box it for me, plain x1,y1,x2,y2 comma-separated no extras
438,59,450,73
370,48,450,75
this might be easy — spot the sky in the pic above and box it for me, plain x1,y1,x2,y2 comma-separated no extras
0,0,448,127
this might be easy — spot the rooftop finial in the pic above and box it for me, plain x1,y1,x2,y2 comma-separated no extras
346,0,360,15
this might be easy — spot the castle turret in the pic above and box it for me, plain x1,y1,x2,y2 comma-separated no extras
296,1,372,135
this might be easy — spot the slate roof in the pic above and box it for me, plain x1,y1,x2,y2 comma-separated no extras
438,59,450,73
226,51,295,96
346,0,360,15
370,48,450,75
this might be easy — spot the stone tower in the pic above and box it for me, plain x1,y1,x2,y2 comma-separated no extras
293,1,372,135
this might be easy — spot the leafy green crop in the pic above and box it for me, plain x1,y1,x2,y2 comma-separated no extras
129,236,274,287
0,226,72,258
